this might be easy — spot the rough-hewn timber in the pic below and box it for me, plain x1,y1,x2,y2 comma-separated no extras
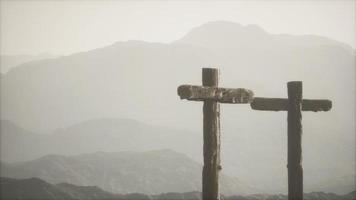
178,85,254,104
202,68,220,200
250,98,332,112
287,81,303,200
249,81,332,200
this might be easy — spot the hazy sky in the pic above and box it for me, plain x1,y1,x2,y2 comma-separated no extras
1,0,355,55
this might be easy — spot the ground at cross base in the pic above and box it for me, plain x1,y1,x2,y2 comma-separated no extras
1,177,355,200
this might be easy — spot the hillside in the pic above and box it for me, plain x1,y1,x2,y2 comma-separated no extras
1,21,354,193
1,177,355,200
1,117,354,194
0,177,120,200
0,119,200,163
1,150,255,195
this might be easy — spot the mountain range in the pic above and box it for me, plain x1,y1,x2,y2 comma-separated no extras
1,177,355,200
1,117,354,194
0,21,355,193
0,119,200,163
1,149,255,195
0,177,119,200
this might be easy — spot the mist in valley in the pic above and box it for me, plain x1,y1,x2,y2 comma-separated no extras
0,1,355,199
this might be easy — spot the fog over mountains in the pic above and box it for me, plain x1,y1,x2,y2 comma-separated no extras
0,119,200,163
1,177,119,200
1,177,355,200
1,150,254,195
0,21,355,194
0,178,356,200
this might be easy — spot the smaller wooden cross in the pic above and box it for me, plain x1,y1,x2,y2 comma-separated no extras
177,68,254,200
250,81,332,200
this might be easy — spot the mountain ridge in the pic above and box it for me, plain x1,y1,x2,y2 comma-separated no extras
175,21,354,51
1,149,256,196
1,21,354,132
1,177,355,200
0,118,201,163
1,21,354,194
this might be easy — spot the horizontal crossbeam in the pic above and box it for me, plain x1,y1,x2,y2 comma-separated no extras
251,97,332,112
177,85,254,104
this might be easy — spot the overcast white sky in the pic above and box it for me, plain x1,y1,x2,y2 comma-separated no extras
0,0,355,55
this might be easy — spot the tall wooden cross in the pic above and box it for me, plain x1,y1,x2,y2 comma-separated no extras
177,68,254,200
250,81,332,200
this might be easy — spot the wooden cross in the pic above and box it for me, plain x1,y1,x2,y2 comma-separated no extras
177,68,254,200
250,81,332,200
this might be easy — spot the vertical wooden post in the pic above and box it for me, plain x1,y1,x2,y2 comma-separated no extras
287,81,303,200
202,68,220,200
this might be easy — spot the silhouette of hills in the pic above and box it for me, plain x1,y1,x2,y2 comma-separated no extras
0,119,201,164
1,21,354,193
1,177,355,200
1,150,255,195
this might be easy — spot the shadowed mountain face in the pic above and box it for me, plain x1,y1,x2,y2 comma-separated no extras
0,177,120,200
0,150,255,195
1,177,72,200
0,21,355,193
1,177,355,200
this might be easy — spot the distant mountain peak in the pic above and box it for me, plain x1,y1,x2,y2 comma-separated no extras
200,21,266,32
175,21,352,50
175,21,269,47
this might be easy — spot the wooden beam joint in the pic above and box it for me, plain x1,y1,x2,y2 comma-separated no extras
177,85,254,104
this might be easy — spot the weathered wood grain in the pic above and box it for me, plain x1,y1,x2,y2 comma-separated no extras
287,81,303,200
202,68,220,200
250,97,288,111
302,99,332,111
250,98,332,112
177,85,254,104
